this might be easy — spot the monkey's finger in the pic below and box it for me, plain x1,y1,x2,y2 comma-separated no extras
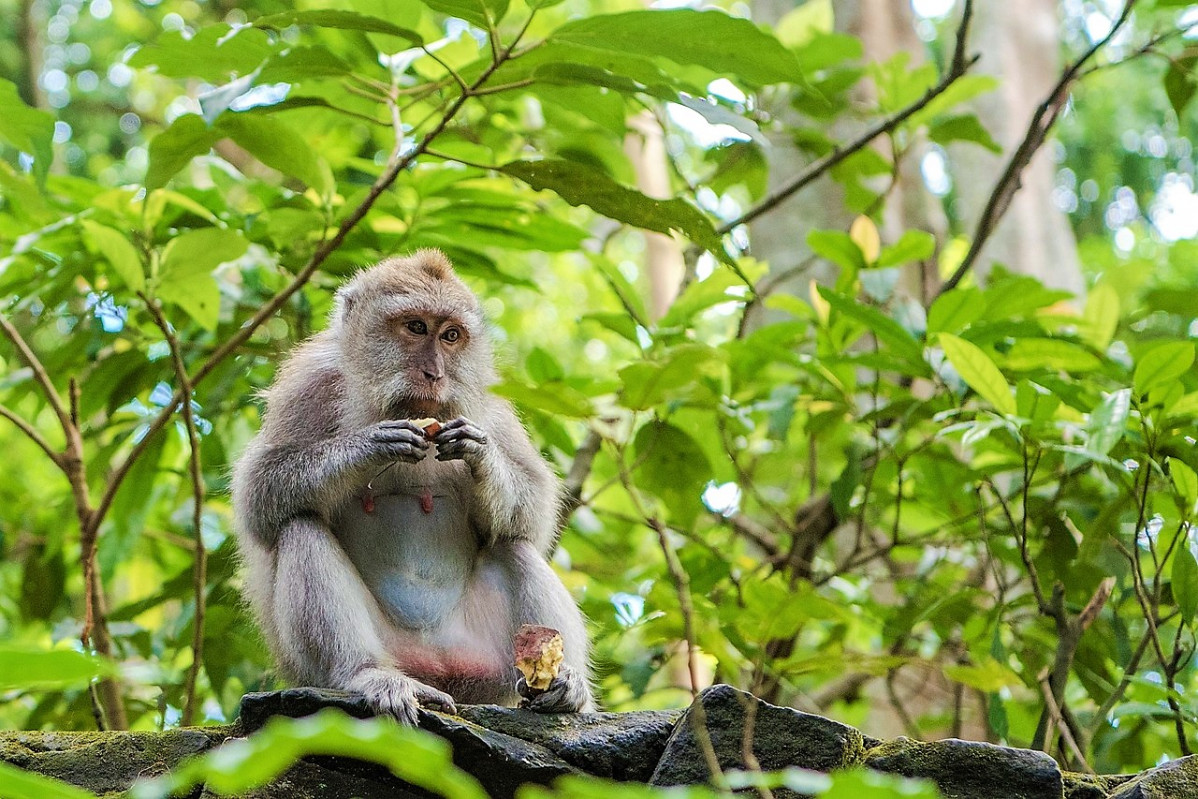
435,426,488,445
371,427,431,447
414,686,457,715
377,419,429,435
438,416,475,431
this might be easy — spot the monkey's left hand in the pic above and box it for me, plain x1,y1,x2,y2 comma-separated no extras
517,665,590,714
433,417,488,467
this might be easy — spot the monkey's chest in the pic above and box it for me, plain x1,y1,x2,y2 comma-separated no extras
334,487,479,631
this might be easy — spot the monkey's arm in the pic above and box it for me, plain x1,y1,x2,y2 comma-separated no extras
435,401,561,552
233,367,430,548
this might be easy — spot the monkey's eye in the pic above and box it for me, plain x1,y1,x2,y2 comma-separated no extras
441,328,461,343
406,320,428,335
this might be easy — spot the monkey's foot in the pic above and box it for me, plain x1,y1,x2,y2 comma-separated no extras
345,666,457,725
517,665,591,714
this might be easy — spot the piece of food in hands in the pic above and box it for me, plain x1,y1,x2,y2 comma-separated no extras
514,624,564,692
411,417,442,439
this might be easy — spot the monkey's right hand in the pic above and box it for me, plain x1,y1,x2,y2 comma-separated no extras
356,420,431,466
345,665,457,725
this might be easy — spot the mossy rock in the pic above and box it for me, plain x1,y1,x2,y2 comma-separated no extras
864,736,1063,799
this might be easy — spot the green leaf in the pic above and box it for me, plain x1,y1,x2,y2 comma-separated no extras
1081,282,1119,350
157,228,248,330
807,230,864,273
927,287,984,335
1164,54,1197,120
928,114,1001,153
217,113,331,195
254,10,423,44
146,114,219,191
0,79,55,184
618,345,723,410
258,46,354,83
1173,534,1198,625
1002,339,1102,372
418,0,507,29
939,334,1016,415
129,25,274,82
1171,459,1198,515
943,658,1022,692
0,762,99,799
1133,341,1195,396
552,10,800,87
876,230,936,268
817,287,926,366
0,645,115,690
80,221,145,292
1086,389,1132,457
491,381,593,418
774,0,833,48
632,421,711,527
500,159,724,259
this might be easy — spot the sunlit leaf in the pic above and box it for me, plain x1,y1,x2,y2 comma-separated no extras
80,221,145,292
1080,282,1119,350
552,10,801,87
217,113,332,195
848,216,880,264
939,333,1016,415
0,762,98,799
1133,341,1195,396
0,646,115,690
500,159,724,259
876,230,936,269
0,79,54,184
254,10,423,44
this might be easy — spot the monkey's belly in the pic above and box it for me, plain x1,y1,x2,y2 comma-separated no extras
335,491,479,631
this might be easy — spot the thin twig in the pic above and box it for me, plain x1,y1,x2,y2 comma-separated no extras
143,296,208,727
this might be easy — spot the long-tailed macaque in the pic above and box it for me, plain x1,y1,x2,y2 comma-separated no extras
232,250,593,723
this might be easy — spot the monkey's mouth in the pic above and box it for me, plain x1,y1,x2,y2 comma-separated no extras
388,394,443,420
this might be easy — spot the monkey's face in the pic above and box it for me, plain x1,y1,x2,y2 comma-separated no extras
336,252,493,417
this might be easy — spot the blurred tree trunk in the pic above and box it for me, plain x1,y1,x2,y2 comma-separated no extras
17,0,49,109
950,0,1085,298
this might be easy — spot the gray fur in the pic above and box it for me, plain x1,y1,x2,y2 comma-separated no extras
232,251,594,721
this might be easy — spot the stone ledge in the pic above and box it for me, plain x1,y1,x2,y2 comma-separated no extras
3,685,1195,799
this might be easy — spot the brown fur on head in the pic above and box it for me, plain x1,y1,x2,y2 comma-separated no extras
335,250,494,418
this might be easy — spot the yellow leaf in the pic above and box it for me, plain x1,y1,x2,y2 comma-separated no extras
849,215,880,264
810,278,830,325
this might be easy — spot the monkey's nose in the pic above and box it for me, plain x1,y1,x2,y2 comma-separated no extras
422,370,443,383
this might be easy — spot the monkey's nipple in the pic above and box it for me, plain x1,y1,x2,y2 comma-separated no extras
419,487,434,514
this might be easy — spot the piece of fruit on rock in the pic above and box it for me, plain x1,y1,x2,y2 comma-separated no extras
514,624,563,691
411,417,442,438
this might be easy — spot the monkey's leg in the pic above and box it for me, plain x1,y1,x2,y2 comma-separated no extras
272,516,456,724
500,541,595,713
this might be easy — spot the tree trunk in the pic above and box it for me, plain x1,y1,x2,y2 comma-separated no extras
950,0,1085,298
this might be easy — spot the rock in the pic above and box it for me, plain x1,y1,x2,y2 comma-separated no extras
1108,755,1198,799
1063,772,1118,799
649,684,865,791
238,687,374,733
0,728,227,794
239,688,578,799
460,705,682,781
865,737,1063,799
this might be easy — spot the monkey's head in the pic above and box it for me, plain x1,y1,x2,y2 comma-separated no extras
334,250,494,418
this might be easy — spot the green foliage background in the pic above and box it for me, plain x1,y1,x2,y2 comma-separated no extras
1,0,1198,791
